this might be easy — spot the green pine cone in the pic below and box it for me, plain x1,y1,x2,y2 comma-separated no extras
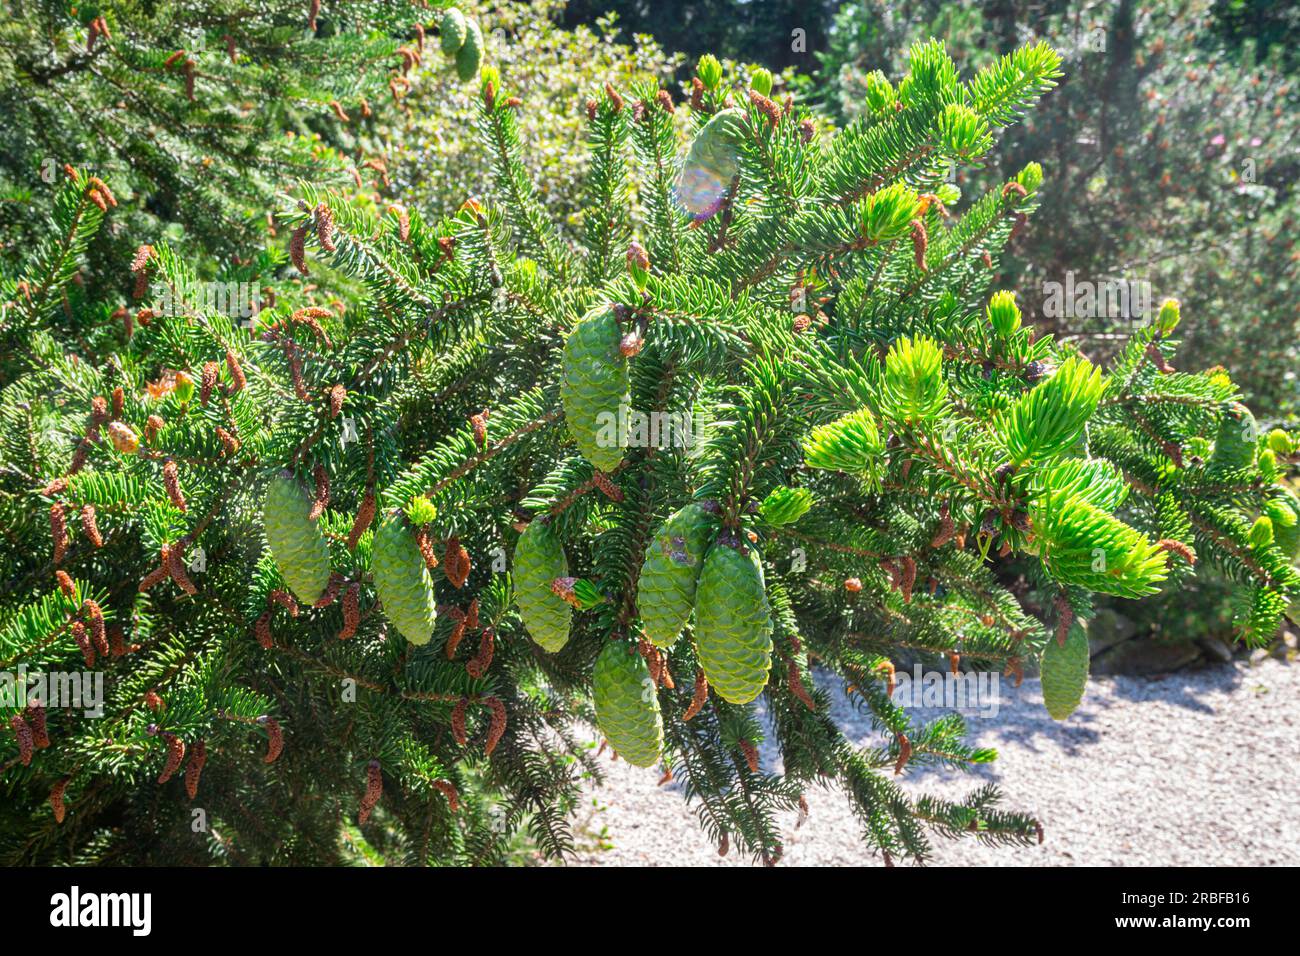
592,642,663,767
638,504,715,649
1211,402,1257,470
694,540,773,704
263,474,332,604
439,8,467,54
1041,622,1090,720
454,19,482,82
560,306,628,472
514,520,571,652
372,517,437,646
675,108,745,220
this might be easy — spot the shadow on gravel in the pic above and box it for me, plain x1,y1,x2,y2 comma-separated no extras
1100,660,1249,713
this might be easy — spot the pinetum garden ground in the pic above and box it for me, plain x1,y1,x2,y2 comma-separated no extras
569,656,1300,866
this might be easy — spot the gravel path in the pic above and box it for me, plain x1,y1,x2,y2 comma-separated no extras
568,657,1300,866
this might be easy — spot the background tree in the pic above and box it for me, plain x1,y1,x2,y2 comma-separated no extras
385,0,683,232
812,0,1300,421
558,0,838,73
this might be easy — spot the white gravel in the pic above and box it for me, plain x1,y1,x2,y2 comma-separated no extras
568,657,1300,866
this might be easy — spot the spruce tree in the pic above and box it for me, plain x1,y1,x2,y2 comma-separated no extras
1,18,1296,866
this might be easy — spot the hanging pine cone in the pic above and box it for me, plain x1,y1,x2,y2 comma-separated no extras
216,426,240,455
413,527,439,569
358,760,382,824
166,543,198,595
469,409,489,448
80,504,103,548
898,556,917,603
225,348,246,392
157,732,185,784
910,219,928,271
199,361,218,405
451,697,468,746
50,777,69,823
56,569,75,599
314,571,345,609
269,589,299,617
433,779,459,813
308,464,330,521
9,715,34,766
893,733,911,775
877,660,896,697
50,502,68,565
263,474,331,604
163,459,187,512
314,202,336,252
465,597,479,631
257,716,283,764
289,225,309,275
338,582,360,640
185,739,207,800
634,509,717,650
512,522,569,650
1043,616,1090,721
682,669,709,721
738,739,760,773
560,307,629,472
26,703,49,749
443,536,470,588
138,545,170,592
788,660,816,711
347,489,376,550
930,502,955,548
483,696,506,756
71,621,94,667
373,517,436,646
254,611,273,649
84,600,108,656
465,627,494,679
445,605,467,659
